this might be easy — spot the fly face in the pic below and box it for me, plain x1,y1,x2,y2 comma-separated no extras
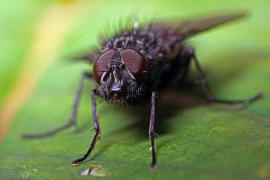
100,60,126,98
93,48,148,103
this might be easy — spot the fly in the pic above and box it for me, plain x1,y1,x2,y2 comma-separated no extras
22,12,263,168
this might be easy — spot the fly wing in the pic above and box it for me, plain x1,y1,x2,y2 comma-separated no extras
169,12,248,39
70,46,100,64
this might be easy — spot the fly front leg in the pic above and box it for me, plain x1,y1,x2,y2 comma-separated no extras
21,72,93,138
149,91,157,168
183,47,263,104
72,89,101,165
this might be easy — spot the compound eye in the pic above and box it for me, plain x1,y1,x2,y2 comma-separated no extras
120,48,147,80
93,49,116,83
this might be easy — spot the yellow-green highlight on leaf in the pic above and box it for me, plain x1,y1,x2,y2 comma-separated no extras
255,161,270,178
0,0,100,143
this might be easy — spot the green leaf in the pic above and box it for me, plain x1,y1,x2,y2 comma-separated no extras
1,0,270,179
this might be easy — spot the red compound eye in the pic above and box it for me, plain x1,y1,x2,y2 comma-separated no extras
120,48,148,80
93,49,116,83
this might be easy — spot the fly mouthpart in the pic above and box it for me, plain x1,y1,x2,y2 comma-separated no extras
109,87,122,96
111,87,121,92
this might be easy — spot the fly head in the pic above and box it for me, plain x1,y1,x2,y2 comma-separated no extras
93,48,148,103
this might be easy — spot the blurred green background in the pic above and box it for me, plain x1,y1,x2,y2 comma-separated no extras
0,0,270,179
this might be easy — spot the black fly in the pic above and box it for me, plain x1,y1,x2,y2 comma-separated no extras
22,12,263,168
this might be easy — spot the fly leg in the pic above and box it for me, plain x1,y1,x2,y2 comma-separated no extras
149,91,157,168
21,72,93,138
184,47,263,104
72,89,100,165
